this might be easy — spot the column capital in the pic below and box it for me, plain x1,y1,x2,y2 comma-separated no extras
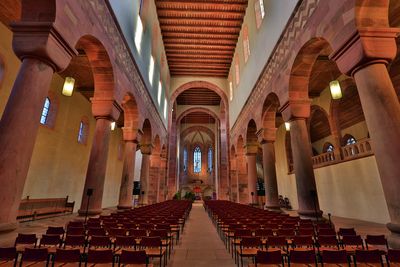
91,97,121,121
140,144,153,155
279,99,311,122
331,27,400,76
11,22,77,72
256,128,277,143
122,127,142,143
244,144,258,155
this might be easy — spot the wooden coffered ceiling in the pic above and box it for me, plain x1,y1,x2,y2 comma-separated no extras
156,0,248,77
176,88,221,105
181,112,216,124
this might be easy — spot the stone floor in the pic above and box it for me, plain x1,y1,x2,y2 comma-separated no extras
0,204,391,266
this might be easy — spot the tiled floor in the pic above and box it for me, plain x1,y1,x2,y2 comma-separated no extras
0,204,391,266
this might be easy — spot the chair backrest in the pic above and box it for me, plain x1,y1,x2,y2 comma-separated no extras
54,248,81,263
89,235,111,248
129,229,147,238
67,221,84,228
240,236,261,248
108,227,127,237
321,249,348,264
388,249,400,263
255,228,273,237
22,248,48,262
255,250,282,265
15,233,37,245
342,235,364,248
0,247,17,261
150,229,168,239
267,236,287,248
297,228,315,236
115,236,136,248
277,228,295,237
338,227,356,236
46,226,65,236
87,249,114,264
289,249,315,264
64,235,86,247
66,227,85,236
292,235,314,248
355,249,383,263
40,234,61,246
119,250,147,264
365,235,388,247
88,227,106,236
317,235,338,248
234,228,252,238
318,228,336,236
140,237,162,248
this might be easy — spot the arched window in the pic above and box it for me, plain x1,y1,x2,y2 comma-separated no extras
235,56,240,85
229,80,233,101
243,25,250,63
183,147,188,173
323,142,334,153
40,97,51,124
207,147,213,172
77,117,89,145
193,146,201,173
344,135,357,145
254,0,265,29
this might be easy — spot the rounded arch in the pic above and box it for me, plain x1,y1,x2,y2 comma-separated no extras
342,134,357,146
322,142,335,153
288,38,333,100
262,92,281,129
153,135,161,155
122,93,139,129
74,35,115,98
236,135,244,155
230,145,236,157
246,119,258,146
180,126,215,142
177,107,220,124
308,105,332,143
171,81,228,108
141,119,152,145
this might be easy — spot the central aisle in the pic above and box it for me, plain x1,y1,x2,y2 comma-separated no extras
169,203,235,267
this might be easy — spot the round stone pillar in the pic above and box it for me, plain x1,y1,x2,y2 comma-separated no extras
0,21,75,232
117,127,140,209
245,144,258,205
139,144,152,205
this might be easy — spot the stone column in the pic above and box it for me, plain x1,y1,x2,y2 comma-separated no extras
149,153,161,204
257,128,281,210
139,144,152,205
281,100,322,219
0,23,75,232
331,27,400,247
245,145,258,205
117,128,140,209
78,98,120,215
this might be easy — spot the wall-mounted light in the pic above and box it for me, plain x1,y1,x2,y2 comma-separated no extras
329,80,342,100
285,122,291,131
62,77,75,96
110,121,116,131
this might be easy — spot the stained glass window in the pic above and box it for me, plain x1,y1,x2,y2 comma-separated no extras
194,146,201,173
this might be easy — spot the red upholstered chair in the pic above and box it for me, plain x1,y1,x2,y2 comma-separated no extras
89,235,111,250
252,250,283,267
46,227,65,239
39,234,61,254
317,228,336,236
317,235,340,251
119,250,153,267
86,249,114,266
20,248,49,267
0,247,17,267
140,237,166,267
87,227,107,237
63,235,86,254
338,228,357,237
114,236,137,255
53,248,81,266
387,249,400,266
355,249,383,267
291,235,315,251
266,236,288,255
320,249,349,266
289,249,316,266
237,236,262,267
14,234,37,253
365,235,389,253
341,235,364,254
66,227,85,236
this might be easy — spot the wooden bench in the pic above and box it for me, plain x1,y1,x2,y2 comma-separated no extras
17,196,75,221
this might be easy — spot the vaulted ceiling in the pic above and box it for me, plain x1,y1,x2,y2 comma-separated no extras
176,88,221,105
156,0,248,77
181,112,216,124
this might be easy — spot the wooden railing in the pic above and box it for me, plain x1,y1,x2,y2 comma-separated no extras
312,151,338,167
17,196,75,221
341,138,373,160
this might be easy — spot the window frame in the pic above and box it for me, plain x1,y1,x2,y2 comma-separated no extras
193,146,202,173
40,97,51,125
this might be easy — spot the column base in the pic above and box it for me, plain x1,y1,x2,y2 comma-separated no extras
298,209,323,220
0,221,18,233
77,208,103,216
117,205,132,210
387,223,400,248
264,204,282,212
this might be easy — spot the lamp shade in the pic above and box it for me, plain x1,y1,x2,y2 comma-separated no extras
110,121,116,131
285,122,291,131
62,77,75,96
329,80,342,100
